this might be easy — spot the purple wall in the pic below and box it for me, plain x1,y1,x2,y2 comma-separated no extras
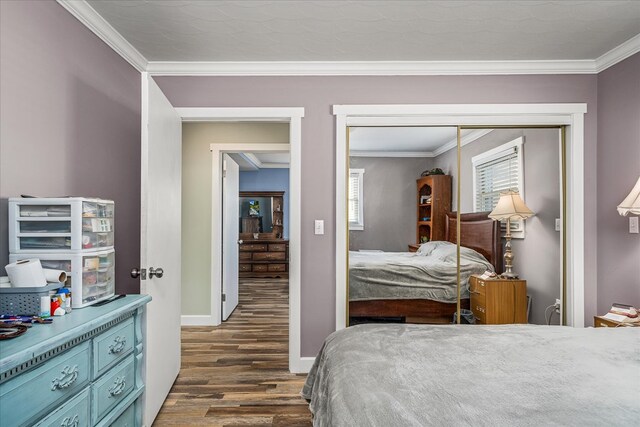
155,74,599,356
0,1,142,294
597,54,640,314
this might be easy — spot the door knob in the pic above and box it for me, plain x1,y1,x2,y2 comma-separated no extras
131,268,146,279
149,267,164,279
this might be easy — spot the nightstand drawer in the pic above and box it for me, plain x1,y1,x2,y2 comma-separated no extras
0,341,91,427
93,318,134,379
92,355,135,424
469,276,487,296
471,300,487,324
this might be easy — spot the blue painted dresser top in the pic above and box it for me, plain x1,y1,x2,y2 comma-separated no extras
0,295,151,375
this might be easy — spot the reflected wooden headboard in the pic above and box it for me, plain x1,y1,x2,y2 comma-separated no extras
444,212,503,274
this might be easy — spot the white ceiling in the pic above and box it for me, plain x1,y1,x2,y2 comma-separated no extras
350,127,457,154
86,0,640,62
229,152,290,171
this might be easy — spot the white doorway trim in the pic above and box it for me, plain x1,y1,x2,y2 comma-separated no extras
176,107,306,373
334,103,587,330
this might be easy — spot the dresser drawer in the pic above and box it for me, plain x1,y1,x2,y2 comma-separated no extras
34,387,90,427
0,341,91,427
253,264,268,272
240,243,267,251
268,264,286,272
268,243,286,252
253,251,286,261
92,355,135,424
93,318,134,379
239,263,252,272
110,400,136,427
239,252,252,261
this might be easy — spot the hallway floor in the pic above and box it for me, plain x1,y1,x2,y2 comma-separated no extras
153,278,312,426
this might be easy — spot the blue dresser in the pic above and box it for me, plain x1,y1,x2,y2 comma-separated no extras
0,295,151,426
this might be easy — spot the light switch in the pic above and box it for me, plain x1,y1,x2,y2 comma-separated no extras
630,216,639,234
555,218,561,232
314,220,324,235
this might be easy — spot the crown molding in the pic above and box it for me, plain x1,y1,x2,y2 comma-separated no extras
595,33,640,73
349,150,434,158
57,1,637,77
146,59,599,76
432,129,494,157
56,0,147,72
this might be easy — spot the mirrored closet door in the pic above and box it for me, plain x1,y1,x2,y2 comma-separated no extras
347,126,463,326
345,125,566,327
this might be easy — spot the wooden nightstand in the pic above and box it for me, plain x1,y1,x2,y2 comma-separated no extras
594,315,640,328
408,244,420,252
469,275,527,324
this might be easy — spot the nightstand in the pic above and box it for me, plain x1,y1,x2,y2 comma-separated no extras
408,244,420,252
593,315,640,328
469,274,527,324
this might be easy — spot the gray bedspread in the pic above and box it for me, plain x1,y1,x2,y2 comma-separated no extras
302,324,640,426
349,241,494,302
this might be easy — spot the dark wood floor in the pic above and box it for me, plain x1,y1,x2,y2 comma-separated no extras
153,279,312,426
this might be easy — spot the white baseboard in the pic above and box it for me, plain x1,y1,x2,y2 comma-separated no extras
290,356,316,374
181,315,215,326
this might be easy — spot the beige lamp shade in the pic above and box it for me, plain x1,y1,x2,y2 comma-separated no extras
617,176,640,216
488,191,535,220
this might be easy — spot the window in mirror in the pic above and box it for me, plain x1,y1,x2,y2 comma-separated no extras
472,137,525,237
349,168,365,231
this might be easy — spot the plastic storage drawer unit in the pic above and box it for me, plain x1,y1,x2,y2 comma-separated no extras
9,198,114,253
10,249,115,308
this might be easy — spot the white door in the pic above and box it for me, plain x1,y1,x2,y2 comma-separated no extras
222,154,240,320
140,73,182,425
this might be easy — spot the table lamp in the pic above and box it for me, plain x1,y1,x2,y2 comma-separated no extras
617,177,640,216
488,191,535,279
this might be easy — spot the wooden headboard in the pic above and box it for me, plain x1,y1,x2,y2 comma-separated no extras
444,212,503,274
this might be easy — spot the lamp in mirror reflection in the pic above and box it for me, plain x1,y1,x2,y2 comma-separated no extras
617,177,640,216
488,191,535,279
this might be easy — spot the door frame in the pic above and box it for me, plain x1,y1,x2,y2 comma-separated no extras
213,144,291,321
334,103,587,329
176,107,305,373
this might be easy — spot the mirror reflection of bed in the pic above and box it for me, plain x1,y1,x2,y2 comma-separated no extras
347,126,563,327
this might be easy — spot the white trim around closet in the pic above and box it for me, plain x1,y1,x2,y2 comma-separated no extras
333,103,587,331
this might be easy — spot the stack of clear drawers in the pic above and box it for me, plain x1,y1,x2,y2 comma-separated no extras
9,198,115,307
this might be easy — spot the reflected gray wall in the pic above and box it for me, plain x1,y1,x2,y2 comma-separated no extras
0,1,141,294
597,54,640,314
349,157,432,252
434,129,561,325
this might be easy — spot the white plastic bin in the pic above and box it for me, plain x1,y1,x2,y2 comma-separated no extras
9,249,115,308
9,198,114,253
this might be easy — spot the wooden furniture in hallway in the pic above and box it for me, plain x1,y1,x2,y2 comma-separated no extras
239,239,289,279
153,278,311,426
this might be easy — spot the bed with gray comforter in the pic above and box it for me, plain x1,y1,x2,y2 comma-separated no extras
302,323,640,426
349,241,494,302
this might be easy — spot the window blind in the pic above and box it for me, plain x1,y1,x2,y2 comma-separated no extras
475,146,522,232
349,170,364,229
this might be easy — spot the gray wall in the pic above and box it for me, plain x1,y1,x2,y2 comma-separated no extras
181,122,289,316
434,129,562,325
597,54,640,316
349,157,432,252
155,73,598,356
0,1,141,294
